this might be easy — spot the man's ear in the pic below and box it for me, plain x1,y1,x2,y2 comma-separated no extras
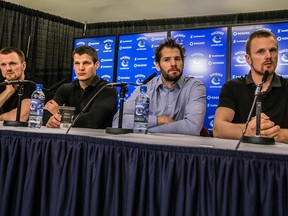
245,54,252,65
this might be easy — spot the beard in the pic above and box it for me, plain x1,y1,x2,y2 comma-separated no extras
160,66,183,82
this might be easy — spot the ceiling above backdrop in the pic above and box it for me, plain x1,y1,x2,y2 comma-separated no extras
6,0,288,23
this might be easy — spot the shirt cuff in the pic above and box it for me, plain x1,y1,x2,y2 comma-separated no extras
149,115,157,128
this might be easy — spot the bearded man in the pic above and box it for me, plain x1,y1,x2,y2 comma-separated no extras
113,38,206,135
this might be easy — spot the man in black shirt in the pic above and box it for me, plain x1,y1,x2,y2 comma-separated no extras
213,30,288,143
0,47,35,121
44,45,118,129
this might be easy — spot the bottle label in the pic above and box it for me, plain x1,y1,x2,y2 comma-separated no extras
30,98,44,116
134,103,149,123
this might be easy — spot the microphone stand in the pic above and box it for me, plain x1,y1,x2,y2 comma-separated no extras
106,84,133,134
240,83,275,145
3,85,28,127
105,72,157,135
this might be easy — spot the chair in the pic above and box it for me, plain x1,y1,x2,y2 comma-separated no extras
200,126,210,137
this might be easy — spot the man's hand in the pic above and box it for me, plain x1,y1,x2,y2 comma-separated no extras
46,113,61,128
157,116,175,125
44,100,59,115
245,113,280,137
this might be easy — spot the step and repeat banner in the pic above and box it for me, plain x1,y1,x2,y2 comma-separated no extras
72,22,288,133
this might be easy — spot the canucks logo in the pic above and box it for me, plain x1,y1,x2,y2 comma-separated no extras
281,53,288,62
235,51,246,64
212,34,222,43
120,56,130,67
175,37,183,44
211,77,221,85
138,40,146,48
104,39,113,50
279,49,288,63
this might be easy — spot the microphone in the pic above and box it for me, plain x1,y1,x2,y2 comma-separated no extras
255,70,269,96
47,78,70,92
66,82,108,134
142,72,157,84
106,82,136,87
262,70,269,83
0,80,36,86
235,70,274,150
106,72,157,88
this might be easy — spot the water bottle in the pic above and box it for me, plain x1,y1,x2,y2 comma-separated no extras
133,86,149,134
28,84,45,128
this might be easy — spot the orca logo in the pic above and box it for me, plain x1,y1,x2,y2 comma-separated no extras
175,37,183,44
138,40,146,48
104,42,112,50
136,78,144,85
212,34,222,43
211,76,221,85
280,53,288,63
76,41,85,46
120,56,130,67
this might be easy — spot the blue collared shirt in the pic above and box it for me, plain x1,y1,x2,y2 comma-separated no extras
112,75,206,135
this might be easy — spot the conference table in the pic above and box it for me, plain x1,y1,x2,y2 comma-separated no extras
0,124,288,216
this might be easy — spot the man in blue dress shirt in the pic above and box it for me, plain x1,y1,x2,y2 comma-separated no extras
113,38,206,136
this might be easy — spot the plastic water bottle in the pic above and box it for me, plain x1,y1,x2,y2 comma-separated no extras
133,86,149,134
28,84,45,128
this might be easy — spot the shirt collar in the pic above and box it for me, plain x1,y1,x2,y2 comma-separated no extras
245,71,281,89
75,75,100,88
155,75,185,90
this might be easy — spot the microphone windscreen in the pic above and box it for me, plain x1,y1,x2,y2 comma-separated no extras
142,72,157,84
262,71,269,83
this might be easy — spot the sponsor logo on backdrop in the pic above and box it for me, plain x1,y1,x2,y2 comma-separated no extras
119,45,132,50
76,41,85,46
88,42,99,46
233,31,250,37
120,56,130,68
190,35,205,39
207,103,218,108
134,63,147,68
208,61,225,66
137,37,147,50
173,34,185,44
277,28,288,33
134,57,148,61
234,51,247,65
117,76,131,80
233,39,247,44
104,39,113,50
151,36,166,42
277,36,288,41
189,41,205,46
208,115,214,128
279,49,288,64
135,74,146,85
100,65,113,69
101,58,113,62
209,73,223,88
191,53,204,65
207,95,219,100
119,39,132,43
101,74,111,81
211,31,224,44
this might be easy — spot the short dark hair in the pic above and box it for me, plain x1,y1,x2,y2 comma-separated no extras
72,45,98,63
246,30,278,55
155,38,186,63
0,47,26,62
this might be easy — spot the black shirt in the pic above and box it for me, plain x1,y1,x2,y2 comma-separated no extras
218,72,288,128
43,76,118,129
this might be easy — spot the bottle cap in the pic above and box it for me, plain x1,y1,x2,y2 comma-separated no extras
36,84,43,89
140,86,147,92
